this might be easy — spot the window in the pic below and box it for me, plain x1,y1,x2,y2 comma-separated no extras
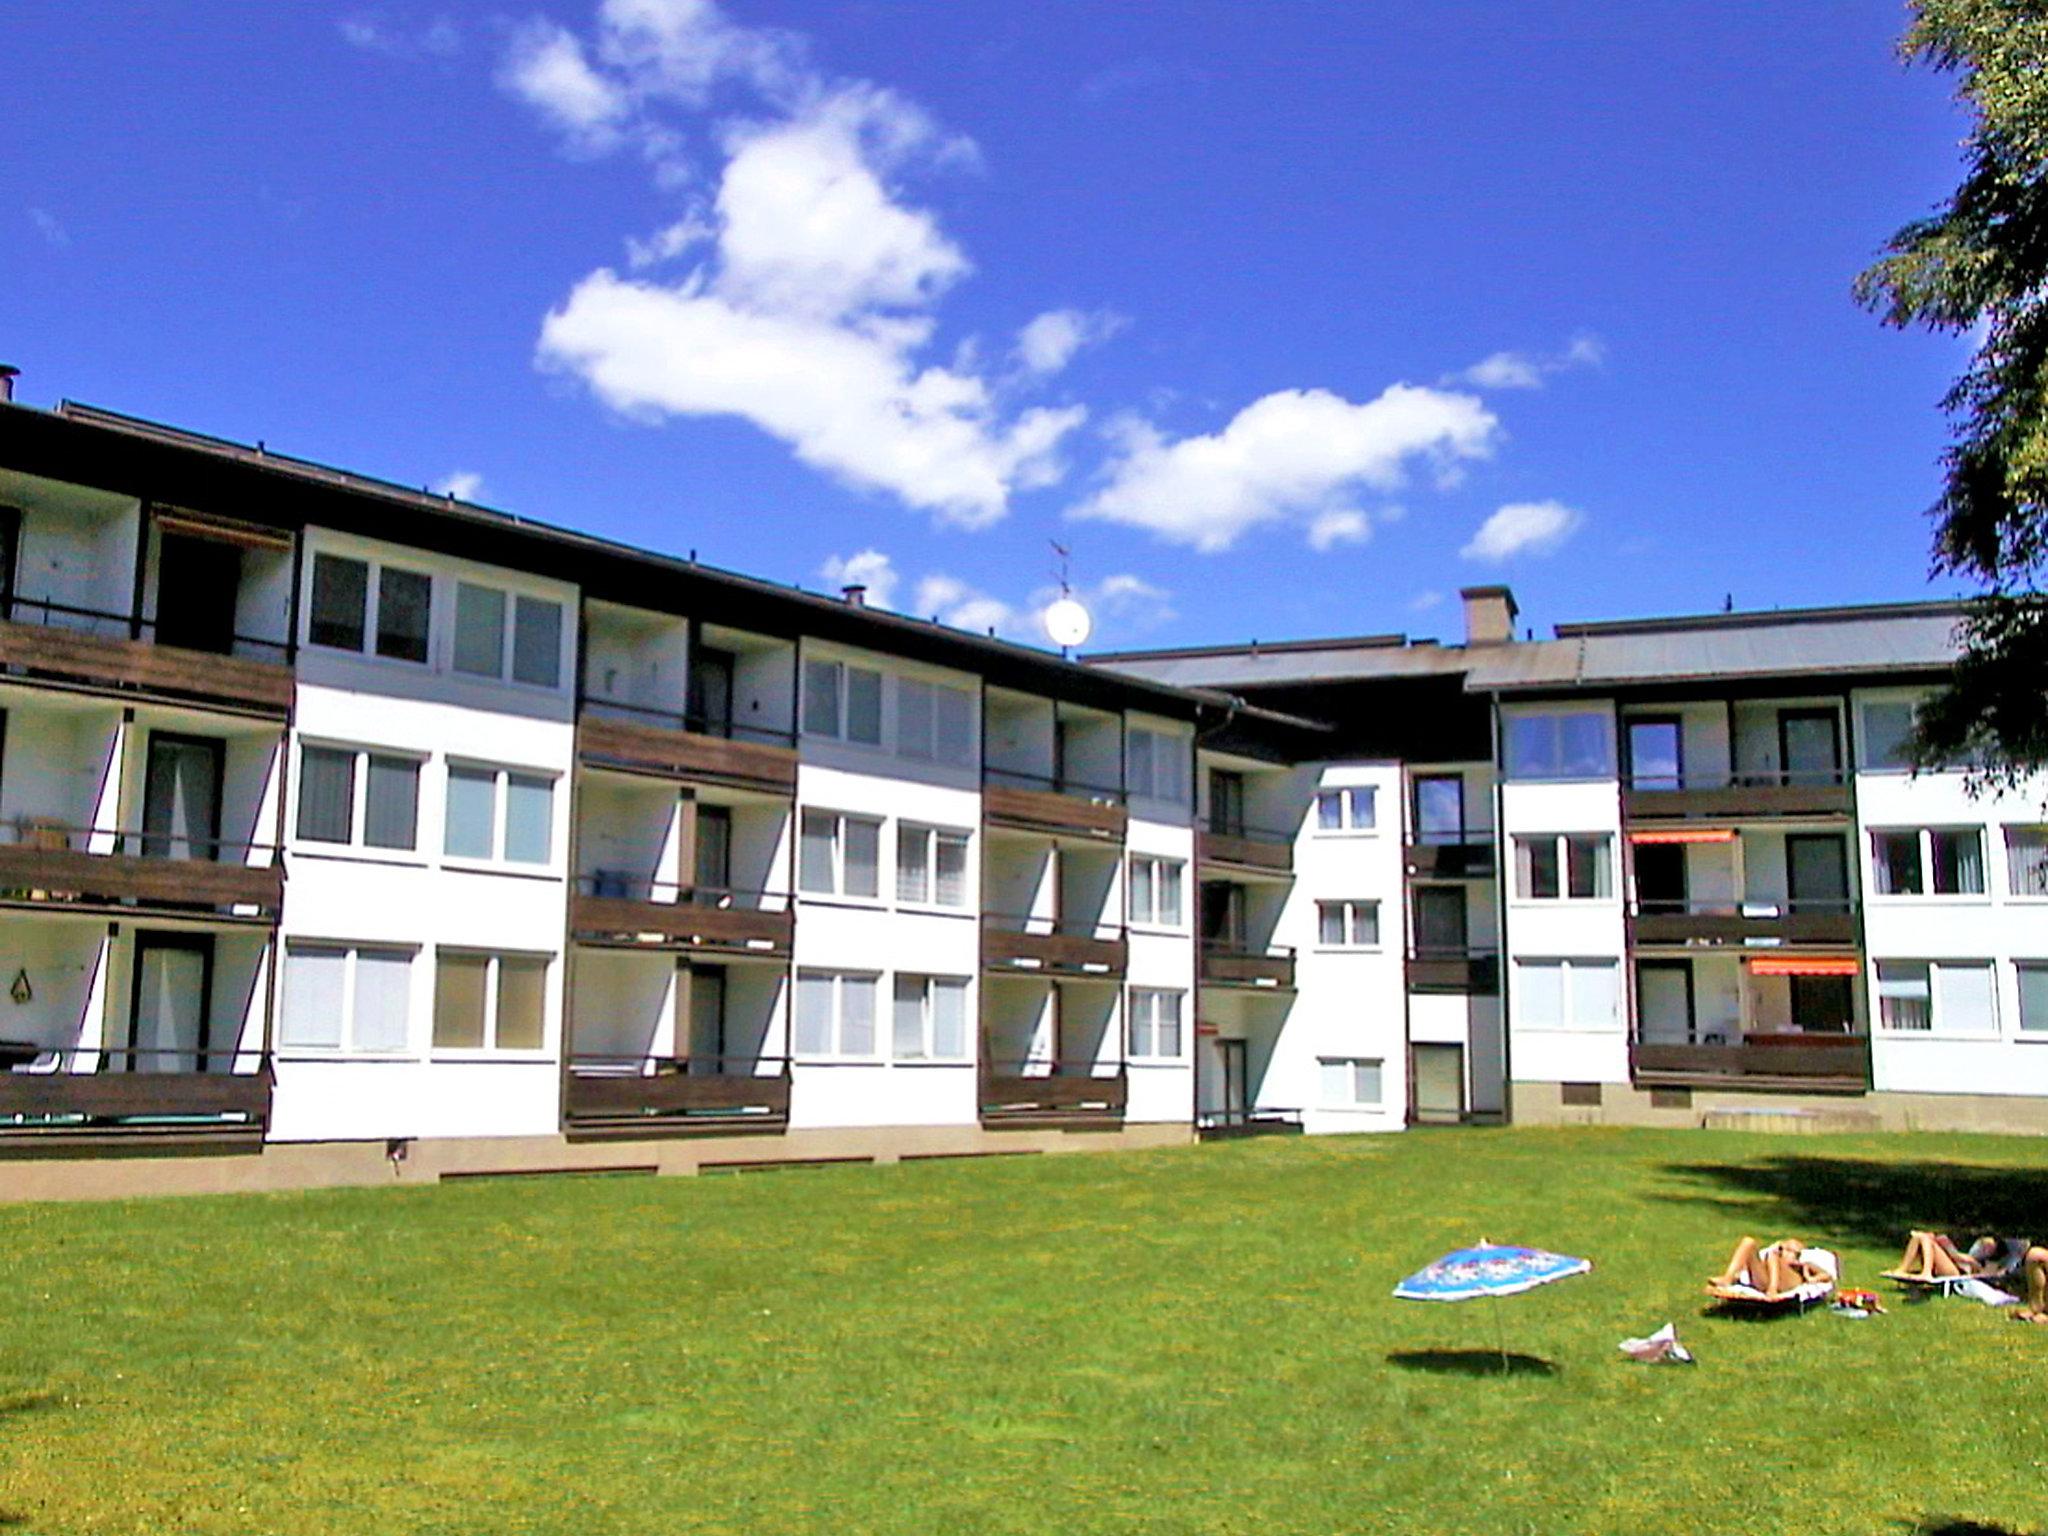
896,678,973,765
1413,775,1465,842
896,824,969,907
1319,1057,1383,1108
280,943,414,1053
1316,900,1381,948
799,810,881,898
307,552,432,664
2017,963,2048,1033
1126,728,1187,804
1860,699,1917,770
1875,961,1930,1031
1127,988,1184,1058
1870,828,1985,896
1315,786,1377,832
1515,959,1620,1029
1515,834,1612,900
442,765,555,865
1876,959,1996,1035
794,970,879,1057
295,745,421,851
1504,712,1614,780
1128,855,1185,926
452,582,565,689
2007,827,2048,897
802,659,883,745
891,974,969,1061
432,950,548,1051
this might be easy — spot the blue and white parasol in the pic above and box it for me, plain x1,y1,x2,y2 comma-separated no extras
1394,1242,1591,1372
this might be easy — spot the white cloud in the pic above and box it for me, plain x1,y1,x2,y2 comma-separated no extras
1073,385,1498,553
501,21,629,150
1460,499,1584,562
1306,508,1369,551
1453,333,1605,392
820,548,900,610
624,213,712,268
26,207,67,249
338,12,460,58
1408,590,1444,613
815,554,1171,644
433,470,485,501
1015,308,1124,376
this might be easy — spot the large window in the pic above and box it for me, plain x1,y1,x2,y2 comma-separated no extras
1315,786,1377,832
1869,827,1985,896
799,810,882,899
2006,826,2048,897
1859,699,1918,771
1504,712,1613,780
1127,988,1184,1059
896,679,973,766
432,950,548,1051
802,659,883,745
1126,728,1187,804
2017,962,2048,1033
1514,834,1612,900
296,745,421,851
452,582,565,689
1515,958,1620,1029
1316,899,1381,948
280,943,414,1052
896,824,969,907
1128,855,1184,926
1412,775,1466,842
444,765,555,865
1319,1056,1383,1108
1876,959,1995,1035
891,975,969,1061
308,552,431,664
794,970,878,1058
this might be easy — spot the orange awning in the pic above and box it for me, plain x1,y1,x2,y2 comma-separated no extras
1629,828,1736,845
1748,956,1861,977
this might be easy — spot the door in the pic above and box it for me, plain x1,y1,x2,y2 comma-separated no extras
1786,834,1849,912
684,964,727,1073
1626,716,1684,790
1217,1038,1248,1123
1635,961,1695,1045
141,733,224,861
1412,886,1468,958
1411,1043,1465,1124
694,805,733,895
1632,842,1689,912
1201,883,1245,947
154,532,242,654
1208,770,1246,837
1778,709,1842,787
689,646,736,737
128,934,213,1073
1789,974,1853,1034
1413,774,1465,844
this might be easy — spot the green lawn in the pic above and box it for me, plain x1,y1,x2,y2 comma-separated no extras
0,1128,2043,1535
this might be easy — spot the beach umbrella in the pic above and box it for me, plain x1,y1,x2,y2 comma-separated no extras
1393,1242,1592,1372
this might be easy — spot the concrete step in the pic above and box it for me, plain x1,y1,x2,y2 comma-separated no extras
1700,1105,1884,1135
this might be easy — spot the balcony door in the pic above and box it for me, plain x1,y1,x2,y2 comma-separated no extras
1632,842,1688,912
127,933,213,1074
1635,961,1695,1045
694,805,732,895
1208,770,1246,836
154,531,242,655
1216,1037,1248,1121
1625,716,1684,791
141,733,223,862
1413,774,1465,844
0,506,18,618
1786,834,1849,911
689,647,735,737
1778,709,1842,787
683,963,728,1074
1411,1043,1465,1124
1789,974,1853,1034
1412,886,1467,957
1201,883,1246,948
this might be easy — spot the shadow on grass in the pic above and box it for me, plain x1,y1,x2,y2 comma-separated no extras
0,1393,58,1419
1700,1300,1828,1323
1662,1157,2041,1251
1908,1521,2043,1536
1386,1349,1557,1378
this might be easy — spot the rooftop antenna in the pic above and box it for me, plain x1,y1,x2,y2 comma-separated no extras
1042,540,1093,656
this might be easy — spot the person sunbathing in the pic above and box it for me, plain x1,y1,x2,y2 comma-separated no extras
2014,1245,2048,1324
1890,1231,2026,1283
1712,1236,1832,1296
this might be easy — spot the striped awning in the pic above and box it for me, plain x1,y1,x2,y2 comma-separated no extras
1748,956,1861,977
1629,827,1736,845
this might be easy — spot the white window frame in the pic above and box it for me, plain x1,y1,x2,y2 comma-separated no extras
279,942,417,1056
1512,833,1614,903
891,974,971,1062
2014,960,2048,1036
1127,987,1185,1059
1513,957,1621,1031
429,948,552,1056
441,762,557,869
895,823,971,909
802,657,884,747
1318,1056,1384,1109
1867,826,1988,899
293,741,426,857
304,547,435,667
1502,709,1615,782
2003,825,2048,900
1127,854,1185,928
1314,786,1378,834
1315,899,1382,950
799,809,884,902
1875,958,1998,1038
793,969,882,1061
450,579,567,692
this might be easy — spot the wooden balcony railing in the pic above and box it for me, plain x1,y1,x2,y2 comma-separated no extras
1630,902,1858,948
978,1064,1128,1126
0,600,293,715
981,915,1127,977
1200,941,1296,989
569,881,793,958
1404,838,1497,879
1404,948,1501,995
565,1055,791,1136
0,1050,274,1140
1630,1033,1869,1092
577,706,798,795
0,837,283,919
1197,822,1294,877
1623,771,1852,822
981,770,1127,843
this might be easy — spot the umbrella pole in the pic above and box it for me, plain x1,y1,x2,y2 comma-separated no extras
1492,1293,1508,1375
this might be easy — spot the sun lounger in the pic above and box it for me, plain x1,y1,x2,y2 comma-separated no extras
1885,1237,2029,1293
1706,1245,1838,1308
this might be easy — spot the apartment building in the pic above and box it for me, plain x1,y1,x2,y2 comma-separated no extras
0,387,2040,1202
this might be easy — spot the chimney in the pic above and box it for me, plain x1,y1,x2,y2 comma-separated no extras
0,365,17,404
1460,585,1518,646
841,583,867,607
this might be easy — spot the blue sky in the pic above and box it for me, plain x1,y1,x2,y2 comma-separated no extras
1,2,1973,652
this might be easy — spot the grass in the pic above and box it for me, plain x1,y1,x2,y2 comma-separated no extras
0,1127,2044,1535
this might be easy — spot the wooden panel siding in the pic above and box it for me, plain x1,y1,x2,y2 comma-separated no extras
1200,948,1296,989
1630,1036,1869,1092
1197,829,1294,877
979,1069,1128,1125
982,784,1126,842
576,714,797,794
1631,910,1859,948
0,619,293,715
0,1066,274,1126
1623,783,1852,821
1403,841,1497,879
569,894,793,957
565,1070,792,1126
981,924,1127,976
1404,952,1501,995
0,846,283,916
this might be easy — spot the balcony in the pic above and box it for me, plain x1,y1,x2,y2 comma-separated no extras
1404,838,1497,880
1200,940,1295,990
1196,1107,1305,1140
1631,901,1858,949
1630,1033,1869,1092
569,879,793,959
564,1055,792,1137
1197,820,1294,879
982,769,1126,843
1404,948,1501,995
978,1064,1128,1127
577,703,797,797
0,829,283,921
0,599,293,716
1623,771,1851,822
0,1047,274,1145
981,914,1127,978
